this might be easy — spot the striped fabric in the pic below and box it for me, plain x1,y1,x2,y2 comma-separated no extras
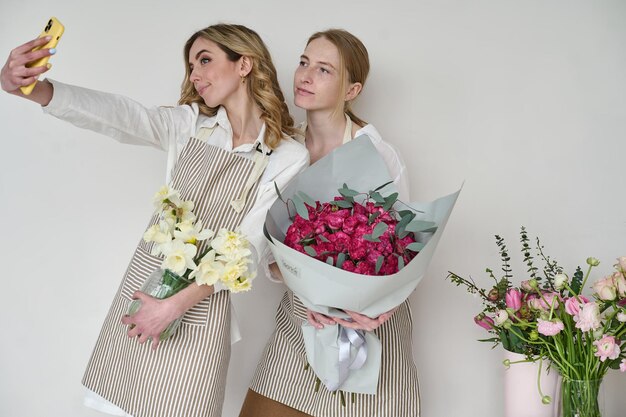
83,137,261,417
249,291,421,417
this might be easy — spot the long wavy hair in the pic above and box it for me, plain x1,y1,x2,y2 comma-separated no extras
179,24,296,149
306,29,370,127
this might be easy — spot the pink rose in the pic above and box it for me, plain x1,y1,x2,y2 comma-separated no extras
620,359,626,372
617,257,626,273
564,295,590,316
593,335,620,362
505,289,522,311
537,318,565,336
575,302,601,332
593,276,617,301
474,313,494,331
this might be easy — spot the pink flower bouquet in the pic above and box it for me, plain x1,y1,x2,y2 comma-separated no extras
264,136,461,394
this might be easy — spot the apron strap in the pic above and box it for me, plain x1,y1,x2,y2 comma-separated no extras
230,143,270,213
195,126,217,142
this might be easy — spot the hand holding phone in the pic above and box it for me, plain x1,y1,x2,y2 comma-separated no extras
19,17,64,95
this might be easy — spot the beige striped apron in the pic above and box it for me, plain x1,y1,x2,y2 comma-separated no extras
249,291,421,417
83,129,266,417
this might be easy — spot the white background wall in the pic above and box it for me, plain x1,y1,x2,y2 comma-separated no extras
1,1,625,416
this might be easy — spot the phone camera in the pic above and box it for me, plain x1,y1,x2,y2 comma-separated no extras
45,19,52,32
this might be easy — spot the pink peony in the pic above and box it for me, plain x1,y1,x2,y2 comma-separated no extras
593,335,621,362
575,302,601,332
564,295,590,317
505,289,522,311
620,359,626,372
537,318,565,336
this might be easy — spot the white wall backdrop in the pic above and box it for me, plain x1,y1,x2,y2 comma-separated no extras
1,1,625,416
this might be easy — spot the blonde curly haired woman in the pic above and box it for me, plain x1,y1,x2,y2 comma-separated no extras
1,23,308,417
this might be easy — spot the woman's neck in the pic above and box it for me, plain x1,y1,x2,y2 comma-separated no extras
305,110,348,164
223,91,264,149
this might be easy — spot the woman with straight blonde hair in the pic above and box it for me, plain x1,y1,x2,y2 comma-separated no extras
239,29,418,417
1,23,308,417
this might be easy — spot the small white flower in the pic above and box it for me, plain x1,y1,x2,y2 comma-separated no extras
226,272,256,293
153,185,181,210
143,221,173,256
174,219,214,244
177,200,196,222
617,311,626,323
161,239,197,275
554,273,569,290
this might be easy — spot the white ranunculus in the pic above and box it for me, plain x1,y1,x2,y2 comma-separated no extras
553,273,569,290
494,309,510,326
190,250,223,286
161,239,197,275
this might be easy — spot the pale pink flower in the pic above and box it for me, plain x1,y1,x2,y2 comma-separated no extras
613,271,626,298
521,280,534,292
537,318,565,336
575,302,601,332
593,276,617,301
494,309,509,326
564,295,590,317
505,289,522,311
617,257,626,273
620,359,626,372
593,335,621,362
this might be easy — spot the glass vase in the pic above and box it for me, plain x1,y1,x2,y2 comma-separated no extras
127,268,191,341
561,378,604,417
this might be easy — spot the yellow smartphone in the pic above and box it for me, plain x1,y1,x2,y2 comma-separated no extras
20,17,65,95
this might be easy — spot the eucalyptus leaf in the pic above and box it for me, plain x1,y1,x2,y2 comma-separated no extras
405,220,437,233
370,191,385,204
375,255,384,274
298,191,316,208
338,184,360,197
330,200,353,209
406,242,425,252
397,254,405,271
318,234,330,243
372,222,388,239
326,257,334,266
368,211,381,225
395,212,415,236
293,195,309,220
382,192,399,211
363,234,380,243
337,253,346,268
304,246,317,257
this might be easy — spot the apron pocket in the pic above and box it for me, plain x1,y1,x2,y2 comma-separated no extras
120,246,210,326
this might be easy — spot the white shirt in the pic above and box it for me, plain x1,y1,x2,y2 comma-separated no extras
43,79,309,417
